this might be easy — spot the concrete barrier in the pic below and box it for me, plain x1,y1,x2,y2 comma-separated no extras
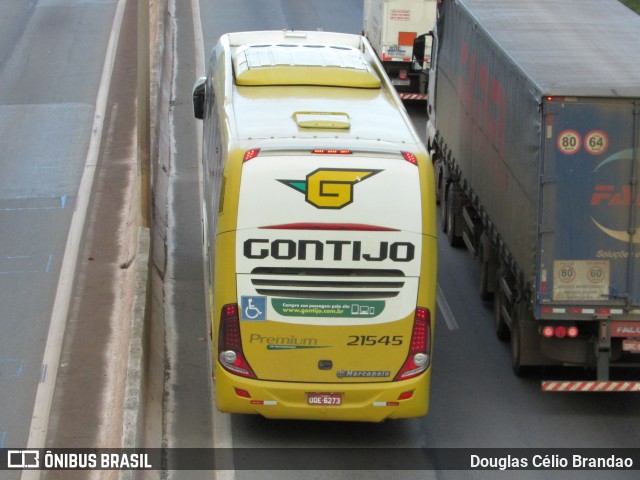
119,0,172,478
120,227,150,450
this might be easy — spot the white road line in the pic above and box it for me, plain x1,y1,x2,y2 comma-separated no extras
437,283,460,331
21,0,127,477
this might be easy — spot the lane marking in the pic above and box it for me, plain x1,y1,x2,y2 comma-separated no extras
0,358,25,379
0,255,53,275
45,254,53,273
21,1,128,477
0,195,68,211
437,283,459,331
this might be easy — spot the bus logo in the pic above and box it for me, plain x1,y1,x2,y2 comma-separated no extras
278,168,381,209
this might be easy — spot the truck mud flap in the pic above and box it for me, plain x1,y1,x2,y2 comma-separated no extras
513,314,552,369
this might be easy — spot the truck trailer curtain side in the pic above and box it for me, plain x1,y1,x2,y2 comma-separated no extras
428,0,640,390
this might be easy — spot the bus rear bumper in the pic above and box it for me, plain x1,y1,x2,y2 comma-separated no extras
214,368,431,422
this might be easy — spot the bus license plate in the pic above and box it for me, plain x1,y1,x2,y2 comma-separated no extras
307,392,342,406
623,340,640,353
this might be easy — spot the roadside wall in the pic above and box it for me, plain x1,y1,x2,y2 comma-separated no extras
120,1,171,479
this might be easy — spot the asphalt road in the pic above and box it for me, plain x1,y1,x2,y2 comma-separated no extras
0,0,117,453
0,3,140,480
162,1,640,479
1,1,636,479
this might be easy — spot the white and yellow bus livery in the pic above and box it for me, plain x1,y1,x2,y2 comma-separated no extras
193,30,437,421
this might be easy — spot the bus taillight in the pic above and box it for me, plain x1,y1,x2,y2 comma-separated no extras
311,149,352,155
243,148,261,162
401,151,418,165
394,307,431,381
219,304,257,378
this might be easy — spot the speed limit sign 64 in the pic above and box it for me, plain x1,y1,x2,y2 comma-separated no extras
584,130,608,155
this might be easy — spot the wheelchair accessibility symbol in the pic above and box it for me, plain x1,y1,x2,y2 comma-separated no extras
241,296,267,321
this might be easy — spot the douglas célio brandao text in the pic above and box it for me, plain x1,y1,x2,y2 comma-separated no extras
470,454,634,470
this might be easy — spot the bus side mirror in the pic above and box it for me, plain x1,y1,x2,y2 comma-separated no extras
193,77,207,120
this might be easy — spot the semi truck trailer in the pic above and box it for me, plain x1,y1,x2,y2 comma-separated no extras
427,0,640,391
363,0,437,100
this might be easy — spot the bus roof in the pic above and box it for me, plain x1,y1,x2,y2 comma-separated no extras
216,31,421,150
230,85,418,147
233,44,381,89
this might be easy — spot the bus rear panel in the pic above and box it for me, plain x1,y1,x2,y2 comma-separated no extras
195,30,437,421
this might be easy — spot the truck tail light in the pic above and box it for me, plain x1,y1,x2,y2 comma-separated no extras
395,308,431,381
555,326,567,338
567,326,579,338
542,325,579,339
218,304,256,378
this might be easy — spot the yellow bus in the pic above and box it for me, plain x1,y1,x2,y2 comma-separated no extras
193,30,437,421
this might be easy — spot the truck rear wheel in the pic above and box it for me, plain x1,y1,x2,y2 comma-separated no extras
433,157,444,205
493,281,510,342
478,235,495,302
510,318,524,375
440,182,449,233
445,186,464,247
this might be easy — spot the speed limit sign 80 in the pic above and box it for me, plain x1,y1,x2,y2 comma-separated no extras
557,130,582,155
